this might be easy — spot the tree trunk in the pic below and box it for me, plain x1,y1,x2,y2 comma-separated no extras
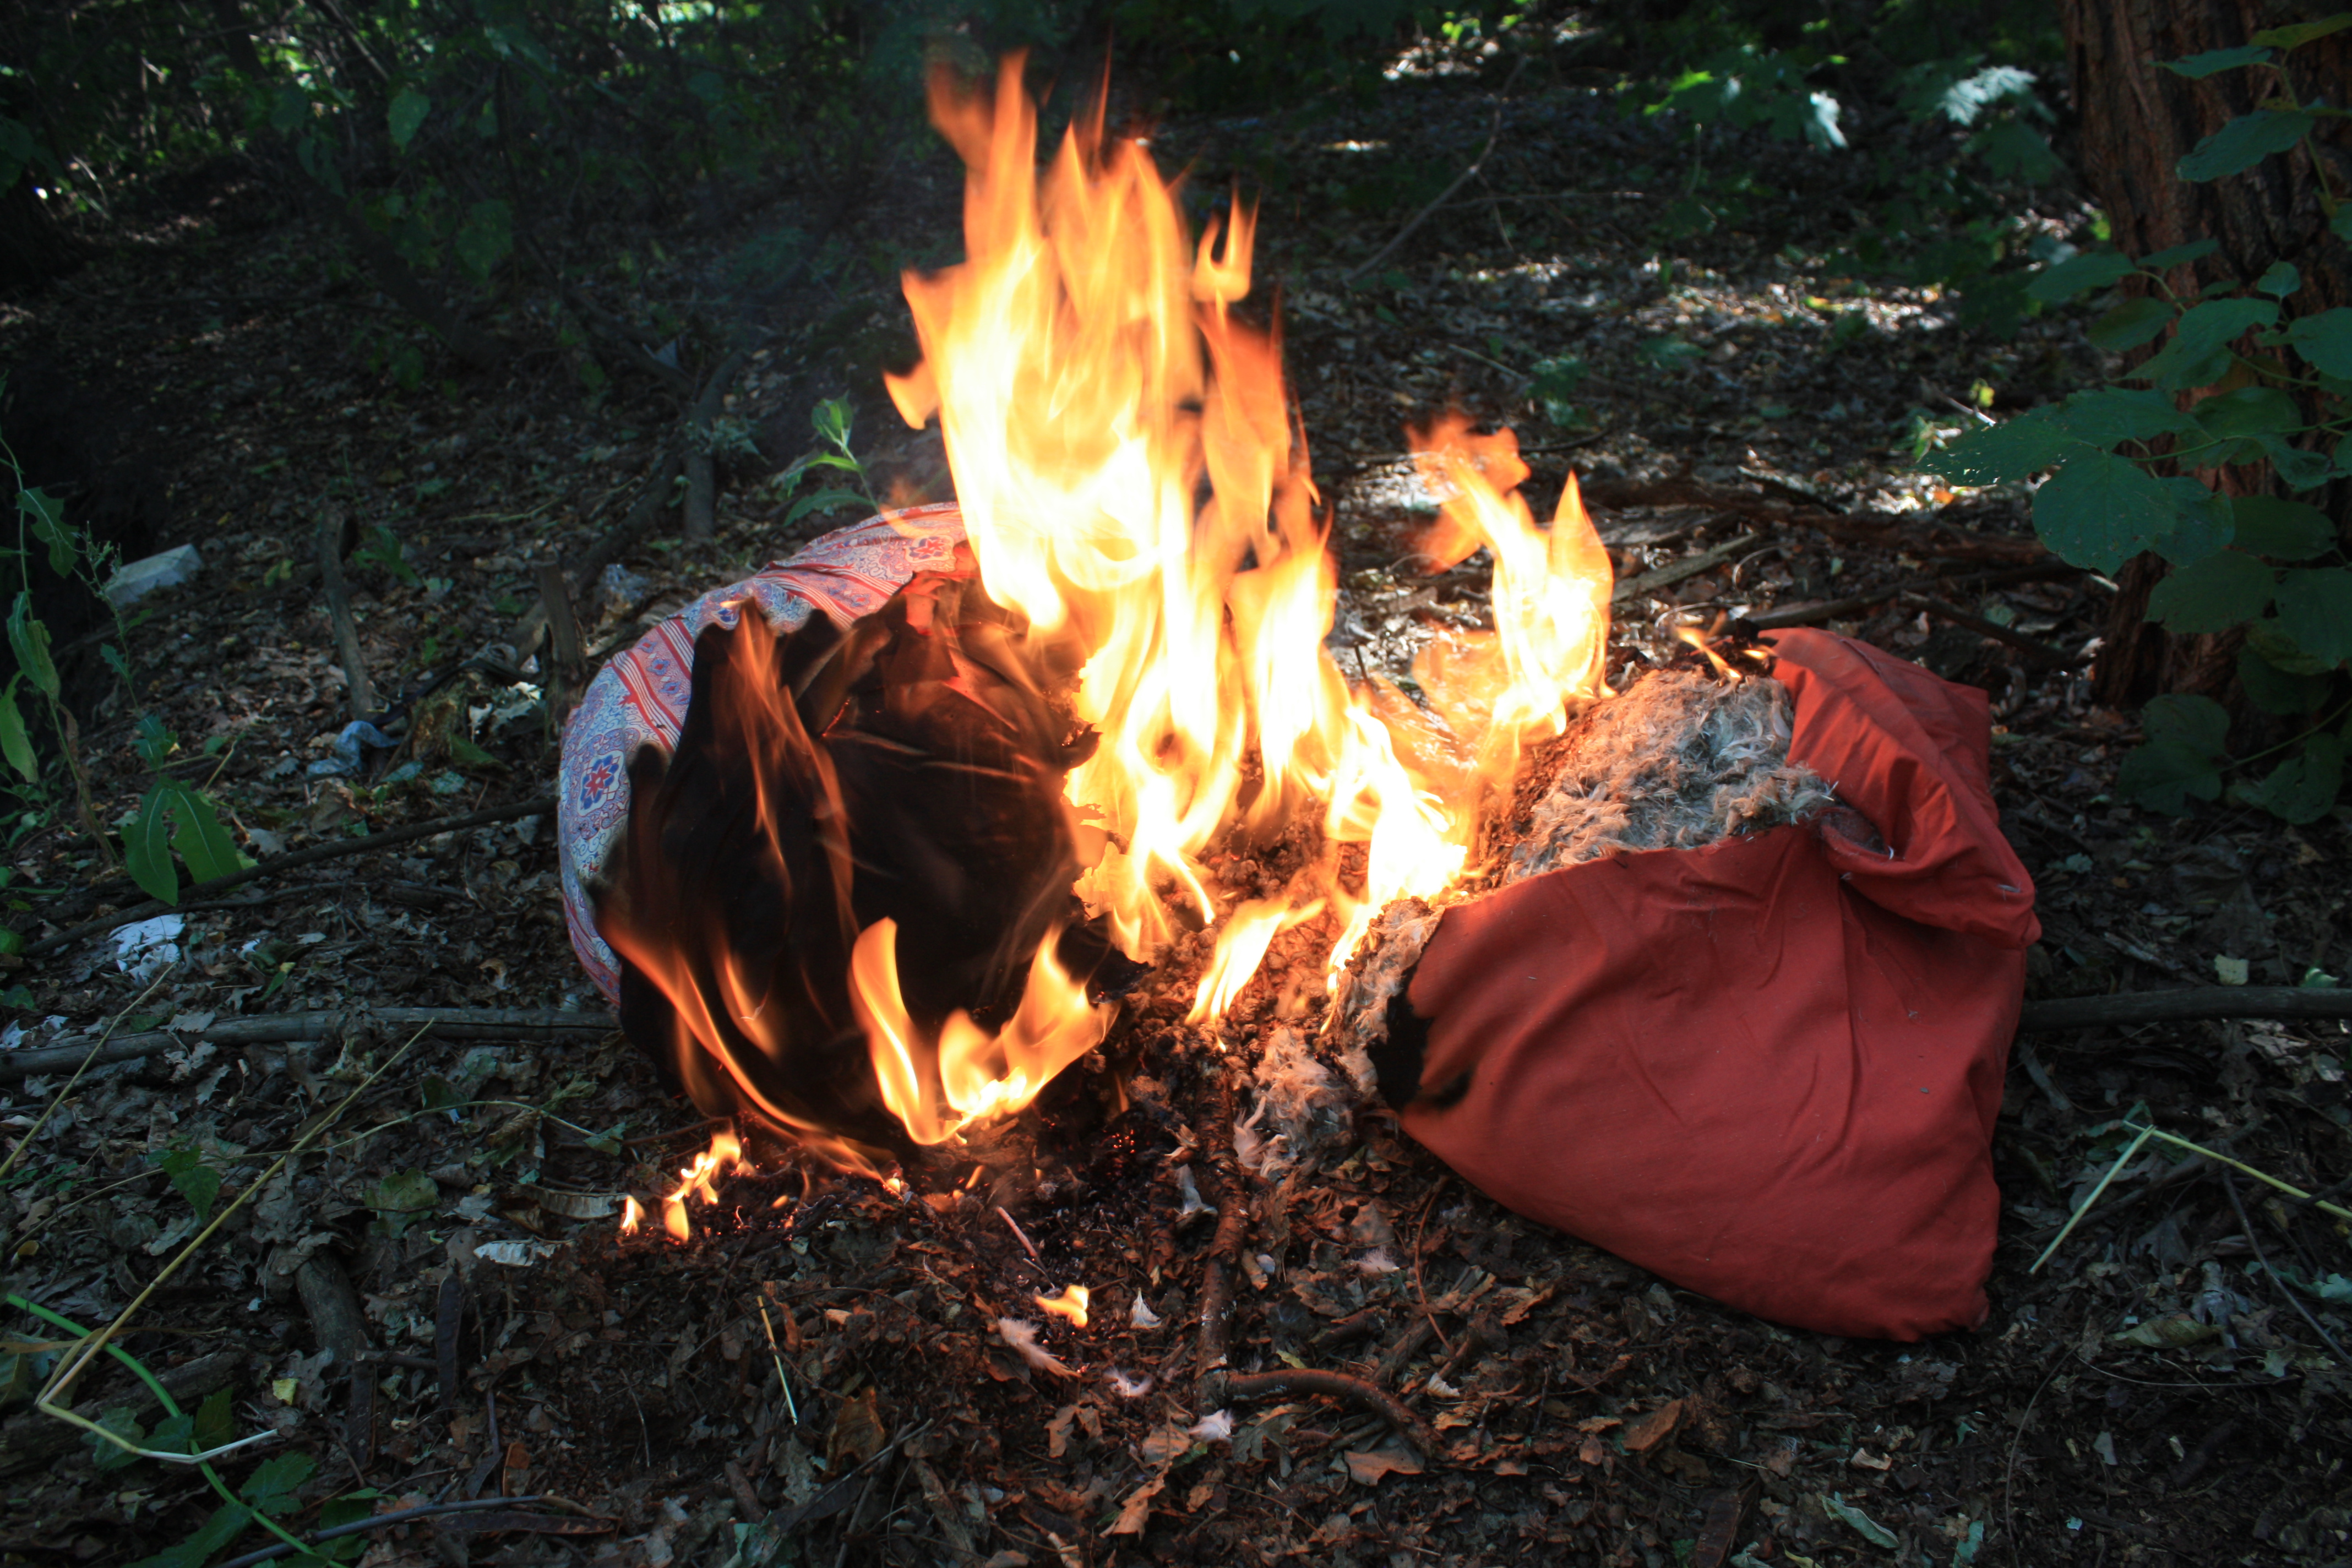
2057,0,2352,713
0,175,89,288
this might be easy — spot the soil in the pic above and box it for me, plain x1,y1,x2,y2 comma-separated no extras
2,42,2349,1568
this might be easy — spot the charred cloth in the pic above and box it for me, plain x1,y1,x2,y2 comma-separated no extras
592,570,1130,1157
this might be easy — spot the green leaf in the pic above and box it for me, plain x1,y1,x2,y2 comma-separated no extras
0,683,34,783
2031,450,2180,572
2335,208,2352,246
2138,297,2279,388
388,88,430,151
811,396,854,450
454,199,514,282
134,712,176,770
2162,45,2276,77
2027,250,2136,304
2273,307,2352,377
154,1144,222,1222
783,489,868,528
18,488,73,575
1822,1493,1899,1549
163,786,244,885
2244,732,2344,824
129,1502,253,1568
2088,297,2175,352
2255,261,2302,298
2230,496,2335,560
193,1386,234,1453
2247,615,2337,676
2250,14,2352,50
2152,477,2235,565
2117,694,2230,814
2049,388,2198,446
2148,551,2274,630
7,592,57,699
366,1169,439,1215
1920,415,2084,485
447,734,499,769
2138,239,2222,270
2193,384,2301,443
2239,643,2329,715
2275,568,2352,666
126,788,179,906
2177,110,2315,182
86,1407,146,1470
240,1450,315,1512
2257,435,2340,491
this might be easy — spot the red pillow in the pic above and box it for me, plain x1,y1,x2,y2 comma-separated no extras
1398,629,2038,1340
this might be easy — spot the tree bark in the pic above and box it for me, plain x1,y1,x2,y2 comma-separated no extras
2056,0,2352,712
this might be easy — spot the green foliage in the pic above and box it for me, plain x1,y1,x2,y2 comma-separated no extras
153,1141,223,1222
1915,21,2350,824
776,398,879,528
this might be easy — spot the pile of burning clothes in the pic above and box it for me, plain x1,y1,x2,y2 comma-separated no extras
557,509,2035,1342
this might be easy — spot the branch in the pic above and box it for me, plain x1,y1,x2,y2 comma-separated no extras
316,504,378,721
2018,987,2352,1032
1221,1369,1435,1453
19,797,555,959
0,1007,613,1084
1577,477,2049,565
1344,65,1521,284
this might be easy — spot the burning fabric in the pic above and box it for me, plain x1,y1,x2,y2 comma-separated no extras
553,55,2035,1340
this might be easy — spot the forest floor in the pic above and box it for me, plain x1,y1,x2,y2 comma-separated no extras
2,48,2349,1568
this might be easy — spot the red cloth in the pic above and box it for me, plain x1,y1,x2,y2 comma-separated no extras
1400,629,2038,1340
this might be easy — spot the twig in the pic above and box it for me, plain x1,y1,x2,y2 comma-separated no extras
20,796,555,957
1899,593,2081,668
1193,1071,1251,1391
1221,1369,1435,1454
517,446,682,658
0,968,171,1179
756,1299,799,1424
2018,987,2352,1032
995,1206,1042,1264
683,347,754,543
0,1006,611,1085
316,505,378,722
1577,476,2048,565
2223,1173,2350,1363
1343,68,1520,284
1610,533,1760,605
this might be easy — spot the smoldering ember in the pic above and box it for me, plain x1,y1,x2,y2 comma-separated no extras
3,12,2350,1568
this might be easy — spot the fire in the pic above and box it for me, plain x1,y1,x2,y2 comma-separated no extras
850,918,1116,1145
887,58,1615,1024
655,1130,748,1242
617,56,1618,1216
1034,1284,1090,1327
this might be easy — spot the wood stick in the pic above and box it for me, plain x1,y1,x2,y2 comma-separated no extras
1610,533,1759,605
0,1006,613,1083
1221,1368,1435,1454
20,797,554,959
2018,987,2352,1032
315,506,377,721
1899,593,2081,668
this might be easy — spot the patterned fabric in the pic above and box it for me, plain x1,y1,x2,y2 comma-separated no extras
558,504,970,1002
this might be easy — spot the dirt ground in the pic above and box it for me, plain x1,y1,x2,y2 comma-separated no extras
3,51,2349,1568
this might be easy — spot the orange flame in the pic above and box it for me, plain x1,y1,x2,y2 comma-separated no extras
886,59,1616,1028
851,918,1116,1145
657,1130,748,1242
1035,1284,1091,1327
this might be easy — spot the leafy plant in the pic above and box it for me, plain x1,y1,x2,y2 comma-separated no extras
124,716,248,906
1919,21,2352,823
774,397,880,528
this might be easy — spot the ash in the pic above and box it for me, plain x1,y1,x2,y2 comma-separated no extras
1292,667,1841,1166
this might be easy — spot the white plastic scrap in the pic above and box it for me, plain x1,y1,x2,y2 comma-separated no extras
1173,1164,1216,1221
1106,1369,1153,1398
1129,1293,1164,1330
475,1240,561,1267
112,914,185,982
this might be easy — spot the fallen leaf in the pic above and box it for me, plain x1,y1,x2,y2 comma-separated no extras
1047,1404,1078,1460
1849,1447,1892,1470
1575,1415,1623,1434
825,1386,886,1471
2111,1313,2223,1349
1822,1492,1898,1548
1344,1449,1424,1485
1623,1398,1684,1453
1107,1475,1164,1535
